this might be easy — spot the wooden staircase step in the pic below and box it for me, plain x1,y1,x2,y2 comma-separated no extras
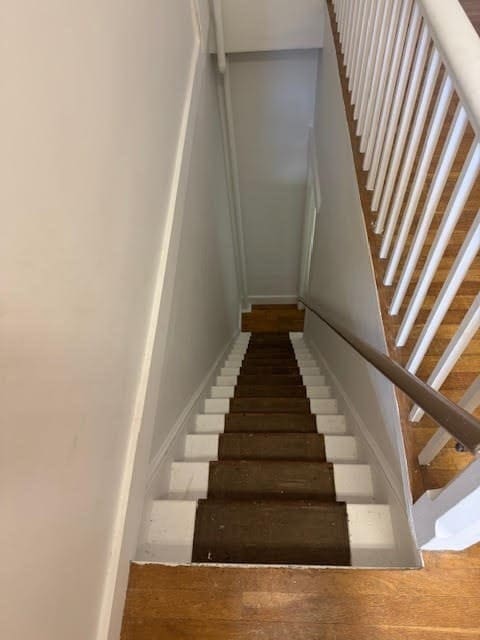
240,365,300,375
218,433,326,461
251,304,299,310
234,385,307,398
230,397,310,413
192,500,350,565
236,374,304,386
225,413,317,432
248,334,292,344
241,358,298,366
243,351,295,359
242,309,305,333
208,460,335,501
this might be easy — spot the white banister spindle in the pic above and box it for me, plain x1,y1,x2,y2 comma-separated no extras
410,291,480,422
353,0,375,121
384,74,453,286
374,22,430,231
351,0,371,106
345,2,360,76
340,1,351,52
364,0,413,175
390,105,469,318
407,209,480,376
419,375,480,465
380,50,442,261
348,1,363,91
368,3,421,197
396,138,480,345
357,0,389,139
339,1,347,43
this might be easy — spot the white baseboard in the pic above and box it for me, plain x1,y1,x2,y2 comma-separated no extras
248,295,299,305
307,338,405,505
146,330,238,493
307,338,421,565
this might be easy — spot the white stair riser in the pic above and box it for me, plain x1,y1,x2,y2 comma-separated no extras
209,385,332,399
204,397,338,414
184,434,358,463
216,375,327,386
168,462,372,502
194,413,348,434
142,501,394,566
224,357,318,367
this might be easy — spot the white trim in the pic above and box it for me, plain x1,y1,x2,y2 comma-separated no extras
247,295,299,305
307,339,405,506
146,331,239,488
95,4,213,637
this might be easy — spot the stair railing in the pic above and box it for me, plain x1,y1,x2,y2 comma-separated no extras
299,298,480,455
301,296,480,550
331,0,480,467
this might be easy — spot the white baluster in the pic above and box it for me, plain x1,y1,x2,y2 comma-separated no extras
397,138,480,346
353,0,375,121
374,22,430,231
340,1,351,52
418,375,480,465
345,2,360,77
369,3,421,198
357,0,389,140
364,0,413,177
390,105,468,318
351,0,371,106
385,75,453,286
349,0,367,93
410,291,480,422
339,1,347,42
380,49,442,261
407,209,480,375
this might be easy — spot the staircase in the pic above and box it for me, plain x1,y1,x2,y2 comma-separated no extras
139,327,396,567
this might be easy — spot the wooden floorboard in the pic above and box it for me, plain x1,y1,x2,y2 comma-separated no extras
121,551,480,639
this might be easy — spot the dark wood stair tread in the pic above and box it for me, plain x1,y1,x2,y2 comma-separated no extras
218,433,326,461
225,413,317,432
237,374,304,386
230,397,311,413
240,366,300,375
241,358,298,366
192,500,350,565
234,385,307,398
244,350,295,358
207,460,335,501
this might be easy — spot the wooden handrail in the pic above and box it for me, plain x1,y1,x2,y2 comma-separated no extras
299,298,480,455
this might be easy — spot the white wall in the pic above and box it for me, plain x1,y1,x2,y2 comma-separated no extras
306,12,414,512
0,1,238,639
229,49,319,300
216,0,324,53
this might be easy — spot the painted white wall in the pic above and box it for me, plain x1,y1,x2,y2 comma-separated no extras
305,12,414,513
149,62,239,460
229,49,319,300
0,1,238,639
215,0,324,53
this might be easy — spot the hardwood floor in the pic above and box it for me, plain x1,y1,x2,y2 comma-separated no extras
327,1,480,498
242,305,305,333
121,547,480,639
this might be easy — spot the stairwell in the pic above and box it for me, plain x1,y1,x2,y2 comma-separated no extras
138,307,395,567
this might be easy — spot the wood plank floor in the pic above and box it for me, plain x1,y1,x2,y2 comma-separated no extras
121,545,480,639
